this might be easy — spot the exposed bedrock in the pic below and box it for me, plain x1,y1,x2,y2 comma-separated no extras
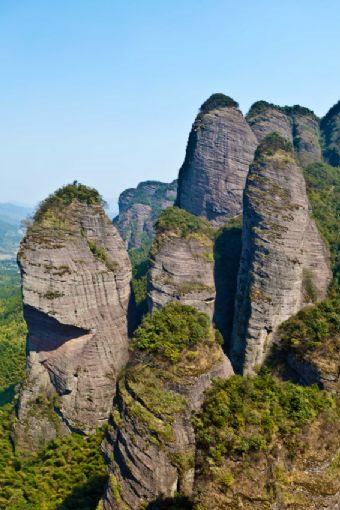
101,304,234,510
247,101,322,166
113,180,177,249
231,134,331,374
15,186,132,451
147,208,216,319
176,93,257,225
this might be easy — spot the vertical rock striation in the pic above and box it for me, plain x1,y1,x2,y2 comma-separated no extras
247,101,322,166
113,180,177,249
231,134,331,374
321,99,340,166
176,93,257,225
15,184,132,451
102,303,233,510
148,207,216,319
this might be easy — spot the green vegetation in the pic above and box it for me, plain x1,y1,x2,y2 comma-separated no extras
247,100,316,120
320,99,340,166
278,290,340,356
87,240,119,272
132,302,211,363
0,293,26,395
255,132,293,159
199,93,239,113
303,161,340,279
34,182,105,224
195,374,335,464
155,207,213,241
0,404,106,510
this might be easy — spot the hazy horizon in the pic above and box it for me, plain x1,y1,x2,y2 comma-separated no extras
2,0,340,204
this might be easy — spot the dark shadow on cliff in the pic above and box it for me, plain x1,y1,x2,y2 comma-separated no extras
57,474,107,510
213,221,242,355
145,496,193,510
24,305,89,353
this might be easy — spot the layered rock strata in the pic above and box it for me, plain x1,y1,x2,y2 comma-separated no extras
148,207,215,318
231,134,331,374
102,306,233,510
15,188,131,451
176,93,257,225
113,180,177,249
247,101,322,166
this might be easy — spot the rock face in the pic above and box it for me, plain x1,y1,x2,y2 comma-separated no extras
113,180,177,249
148,207,215,319
176,94,257,225
247,101,322,166
321,99,340,166
231,134,331,374
101,304,234,510
15,187,132,451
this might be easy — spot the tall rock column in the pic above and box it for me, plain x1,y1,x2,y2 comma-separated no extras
176,93,257,225
231,134,331,374
102,303,233,510
148,207,216,319
321,99,340,166
246,101,322,166
15,184,132,451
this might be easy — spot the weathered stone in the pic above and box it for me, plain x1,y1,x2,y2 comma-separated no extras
15,197,131,451
176,94,257,225
147,207,216,319
247,101,322,166
231,135,331,374
114,180,177,249
102,345,233,510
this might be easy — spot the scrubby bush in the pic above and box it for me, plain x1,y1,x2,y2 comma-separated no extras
155,207,213,240
199,93,239,113
195,374,334,464
132,302,211,362
34,182,105,223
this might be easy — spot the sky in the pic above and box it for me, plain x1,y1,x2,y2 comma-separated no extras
1,0,340,207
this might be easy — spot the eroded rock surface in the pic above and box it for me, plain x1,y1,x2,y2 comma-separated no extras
15,188,131,451
148,207,215,319
247,101,322,166
102,304,233,510
231,134,331,374
113,180,177,249
176,94,257,225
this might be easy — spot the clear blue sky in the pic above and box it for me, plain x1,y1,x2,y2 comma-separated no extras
1,0,340,206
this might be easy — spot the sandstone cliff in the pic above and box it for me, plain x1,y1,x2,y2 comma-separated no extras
113,180,177,249
176,93,257,225
148,207,215,319
101,303,233,510
247,101,322,166
231,134,331,374
321,99,340,166
15,184,132,451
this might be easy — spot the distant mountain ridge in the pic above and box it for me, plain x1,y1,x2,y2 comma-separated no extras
0,203,33,259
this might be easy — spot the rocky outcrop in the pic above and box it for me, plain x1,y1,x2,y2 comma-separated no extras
15,185,132,451
193,374,340,510
231,134,331,374
321,99,340,166
176,93,257,225
247,101,322,166
148,207,215,319
113,180,177,249
101,304,234,510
